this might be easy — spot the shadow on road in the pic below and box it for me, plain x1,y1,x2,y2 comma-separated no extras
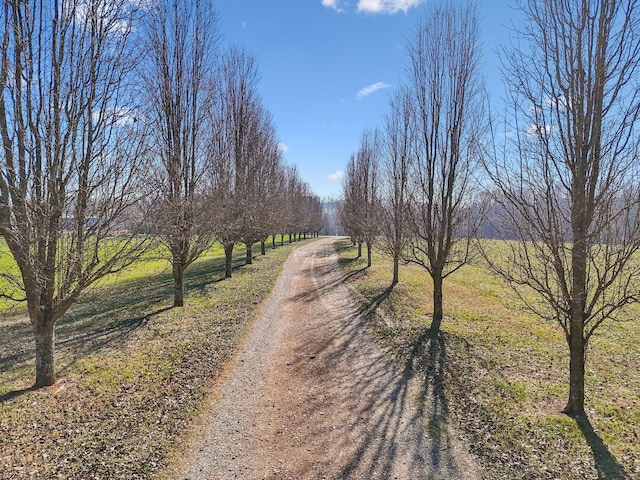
279,239,463,479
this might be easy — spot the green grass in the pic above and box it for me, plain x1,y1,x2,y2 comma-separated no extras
0,237,316,480
335,238,640,480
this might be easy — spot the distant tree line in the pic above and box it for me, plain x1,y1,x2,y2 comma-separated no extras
0,0,323,388
339,0,640,417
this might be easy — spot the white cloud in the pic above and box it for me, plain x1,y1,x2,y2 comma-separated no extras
242,21,247,28
322,0,345,12
278,142,289,153
357,0,424,14
524,123,555,138
326,170,345,181
356,81,391,99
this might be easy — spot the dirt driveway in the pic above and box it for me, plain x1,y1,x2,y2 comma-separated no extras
177,238,482,479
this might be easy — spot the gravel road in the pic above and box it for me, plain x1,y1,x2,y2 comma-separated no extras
177,238,483,479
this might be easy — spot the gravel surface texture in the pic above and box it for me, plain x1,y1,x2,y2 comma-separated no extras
177,238,483,479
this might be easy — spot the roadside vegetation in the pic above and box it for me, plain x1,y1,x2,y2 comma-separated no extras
335,238,640,480
0,238,313,480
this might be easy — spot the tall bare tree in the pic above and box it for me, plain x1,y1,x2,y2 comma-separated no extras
283,164,304,244
406,1,485,332
0,0,151,387
208,47,269,276
340,130,380,267
237,107,283,265
254,141,286,255
142,0,220,307
487,0,640,416
379,88,415,284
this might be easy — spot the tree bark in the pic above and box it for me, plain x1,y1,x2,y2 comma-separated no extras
564,325,586,416
271,234,276,249
245,244,253,265
260,240,266,255
357,241,362,258
392,252,399,285
173,263,184,307
224,242,234,278
366,241,372,267
565,237,587,416
430,273,444,333
33,319,56,387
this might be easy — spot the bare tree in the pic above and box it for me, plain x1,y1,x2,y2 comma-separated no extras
254,142,286,255
237,108,282,265
208,47,269,276
267,164,288,249
304,194,325,238
142,0,220,307
338,168,362,255
283,164,304,244
379,88,415,284
487,0,640,416
0,0,151,387
340,130,381,267
405,1,485,333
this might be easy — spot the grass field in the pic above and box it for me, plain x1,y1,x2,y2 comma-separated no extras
334,238,640,480
0,237,312,480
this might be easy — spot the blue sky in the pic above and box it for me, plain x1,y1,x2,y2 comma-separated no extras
214,0,518,199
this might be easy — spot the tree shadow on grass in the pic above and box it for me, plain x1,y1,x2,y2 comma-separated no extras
0,248,249,390
573,415,630,480
357,284,394,318
0,385,34,404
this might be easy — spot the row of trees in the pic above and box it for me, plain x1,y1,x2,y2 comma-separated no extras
340,0,640,417
0,0,323,388
340,1,485,332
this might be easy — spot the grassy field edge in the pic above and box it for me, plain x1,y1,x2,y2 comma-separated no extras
0,238,316,480
333,238,639,480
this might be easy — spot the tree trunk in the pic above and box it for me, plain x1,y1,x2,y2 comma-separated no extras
392,252,399,285
430,273,444,333
564,237,587,416
260,240,266,255
271,234,276,249
366,241,372,267
224,242,234,278
280,235,284,247
33,319,56,387
173,263,184,307
246,244,252,264
288,233,292,244
357,241,362,258
564,325,586,416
